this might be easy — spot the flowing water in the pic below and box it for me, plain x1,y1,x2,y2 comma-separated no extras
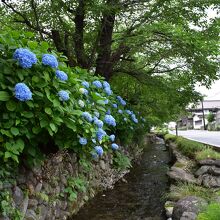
71,138,170,220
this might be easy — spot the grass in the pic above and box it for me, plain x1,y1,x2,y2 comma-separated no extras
166,182,216,202
197,203,220,220
196,147,220,161
164,134,220,160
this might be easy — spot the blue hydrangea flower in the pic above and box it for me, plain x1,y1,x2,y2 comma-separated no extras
96,128,106,141
125,110,132,115
104,87,112,96
104,99,109,104
118,109,123,114
82,112,93,122
117,96,126,106
91,152,98,159
79,137,87,145
55,70,68,81
93,80,102,88
14,83,32,101
42,54,58,68
131,114,138,123
94,119,104,128
13,48,37,69
103,81,110,88
104,115,116,127
106,109,111,115
94,146,104,156
58,90,69,101
111,143,119,150
94,111,100,118
109,134,115,142
81,81,90,88
79,88,88,95
112,103,117,108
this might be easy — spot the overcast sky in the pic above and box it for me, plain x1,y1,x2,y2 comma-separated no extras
195,8,220,100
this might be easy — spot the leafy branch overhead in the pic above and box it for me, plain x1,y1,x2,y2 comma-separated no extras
0,0,219,83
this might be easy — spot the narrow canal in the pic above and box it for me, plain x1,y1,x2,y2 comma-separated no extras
71,138,170,220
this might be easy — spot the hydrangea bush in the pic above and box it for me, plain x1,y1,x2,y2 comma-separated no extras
0,31,145,165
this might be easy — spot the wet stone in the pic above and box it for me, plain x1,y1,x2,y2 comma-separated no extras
172,196,208,220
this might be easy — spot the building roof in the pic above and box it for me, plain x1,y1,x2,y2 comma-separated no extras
190,100,220,110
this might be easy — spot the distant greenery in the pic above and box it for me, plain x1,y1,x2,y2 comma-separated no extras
207,113,215,123
197,203,220,220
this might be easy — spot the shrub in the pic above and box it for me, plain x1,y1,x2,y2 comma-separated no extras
0,30,144,166
197,203,220,220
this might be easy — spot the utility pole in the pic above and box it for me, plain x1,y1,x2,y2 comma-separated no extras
175,122,178,136
201,99,206,130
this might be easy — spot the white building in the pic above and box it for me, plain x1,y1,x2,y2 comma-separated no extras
189,100,220,129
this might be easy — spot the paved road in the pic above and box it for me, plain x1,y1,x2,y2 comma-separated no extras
170,130,220,148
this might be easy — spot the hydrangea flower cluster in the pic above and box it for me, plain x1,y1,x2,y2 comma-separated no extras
131,114,138,123
104,115,116,127
112,103,117,108
82,112,93,122
118,109,123,114
125,110,132,115
14,83,32,101
82,81,89,88
96,128,106,141
117,96,126,106
13,48,37,69
109,134,115,142
111,143,119,150
93,80,102,88
103,81,110,88
104,87,112,96
106,109,111,115
94,118,104,128
42,54,58,68
56,70,68,81
79,137,87,145
79,88,88,95
78,100,85,108
58,90,69,101
94,146,104,156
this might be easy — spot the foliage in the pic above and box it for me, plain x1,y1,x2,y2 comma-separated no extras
1,1,219,125
197,203,220,220
0,162,21,219
113,151,132,170
207,112,215,123
167,182,216,202
64,176,87,202
0,30,142,165
196,148,220,161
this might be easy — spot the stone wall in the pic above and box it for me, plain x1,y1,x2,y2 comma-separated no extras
165,142,220,220
0,139,146,220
